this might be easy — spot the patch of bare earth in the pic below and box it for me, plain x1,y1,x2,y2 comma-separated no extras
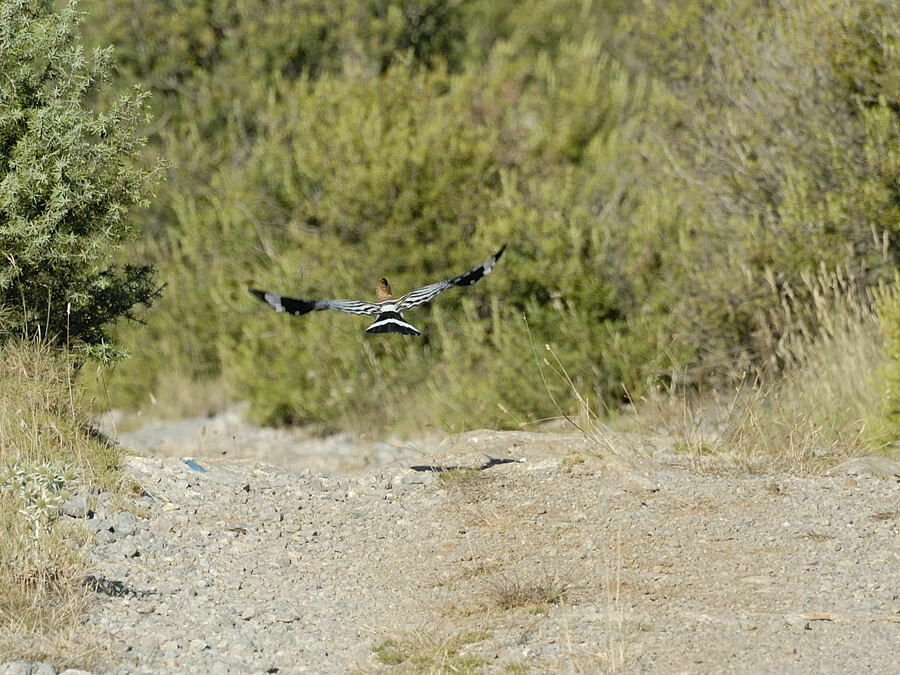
70,422,899,673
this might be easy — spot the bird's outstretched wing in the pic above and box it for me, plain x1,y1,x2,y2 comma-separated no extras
397,243,507,311
249,290,381,316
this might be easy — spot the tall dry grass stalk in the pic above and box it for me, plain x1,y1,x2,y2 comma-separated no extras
722,270,892,468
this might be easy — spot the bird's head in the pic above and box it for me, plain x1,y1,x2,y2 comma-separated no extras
376,278,393,300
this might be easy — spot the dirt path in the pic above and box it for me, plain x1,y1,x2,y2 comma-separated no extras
32,417,900,672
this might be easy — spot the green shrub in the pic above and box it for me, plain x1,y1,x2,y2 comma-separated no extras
0,0,162,363
80,0,899,433
94,18,651,429
618,0,899,380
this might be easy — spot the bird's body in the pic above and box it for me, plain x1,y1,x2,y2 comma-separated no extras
250,243,506,336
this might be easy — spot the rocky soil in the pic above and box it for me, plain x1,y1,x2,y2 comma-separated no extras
5,411,900,674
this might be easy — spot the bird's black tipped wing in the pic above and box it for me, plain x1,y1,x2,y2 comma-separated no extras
249,289,380,316
396,243,507,311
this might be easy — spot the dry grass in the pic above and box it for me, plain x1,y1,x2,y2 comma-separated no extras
718,271,893,467
436,467,482,487
372,628,491,672
0,339,125,666
583,271,895,470
484,569,577,611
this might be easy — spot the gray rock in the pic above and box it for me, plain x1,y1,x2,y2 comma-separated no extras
828,456,900,479
91,517,112,533
114,539,139,559
0,662,31,675
258,508,282,524
60,494,91,518
150,516,174,533
391,470,437,492
29,664,55,675
111,511,137,537
93,529,114,545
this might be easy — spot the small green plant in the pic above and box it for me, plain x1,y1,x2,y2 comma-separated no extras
373,639,406,666
560,450,604,469
437,468,481,486
372,629,490,672
0,462,77,540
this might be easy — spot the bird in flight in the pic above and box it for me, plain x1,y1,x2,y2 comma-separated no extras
250,243,507,336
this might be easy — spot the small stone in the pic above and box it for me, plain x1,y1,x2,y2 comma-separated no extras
150,517,174,533
116,540,139,559
91,517,112,533
309,477,328,492
225,639,254,656
111,511,137,537
259,509,282,524
159,639,180,653
275,608,300,623
391,471,436,493
29,664,54,675
188,638,209,652
621,472,660,493
0,662,31,675
94,529,114,545
60,494,92,519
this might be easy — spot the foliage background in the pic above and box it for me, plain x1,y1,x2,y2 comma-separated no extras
74,0,898,434
0,0,162,362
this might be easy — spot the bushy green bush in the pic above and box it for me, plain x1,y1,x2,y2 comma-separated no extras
0,0,161,362
80,0,898,434
617,0,899,378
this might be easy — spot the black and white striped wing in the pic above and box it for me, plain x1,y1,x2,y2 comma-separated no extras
249,290,380,316
396,243,507,311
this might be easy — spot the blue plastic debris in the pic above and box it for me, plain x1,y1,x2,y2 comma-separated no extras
183,458,207,472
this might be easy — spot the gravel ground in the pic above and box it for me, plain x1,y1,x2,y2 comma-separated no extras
5,416,899,674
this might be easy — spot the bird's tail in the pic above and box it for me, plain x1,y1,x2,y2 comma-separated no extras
365,312,421,336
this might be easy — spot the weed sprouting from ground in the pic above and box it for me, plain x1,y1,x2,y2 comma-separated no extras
0,462,78,540
484,554,585,613
373,628,491,672
437,468,482,487
485,571,573,611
